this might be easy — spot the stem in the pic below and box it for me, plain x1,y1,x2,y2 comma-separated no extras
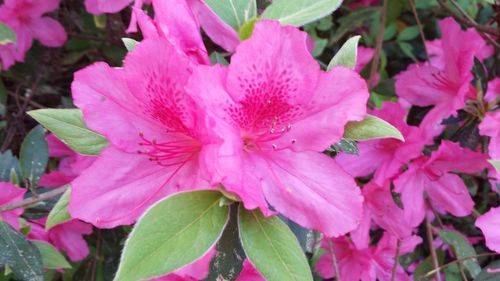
390,239,401,281
420,253,499,280
426,217,442,281
328,239,342,281
0,186,68,213
407,0,428,59
368,0,389,88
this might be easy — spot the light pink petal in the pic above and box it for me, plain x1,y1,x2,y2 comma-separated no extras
72,60,167,153
363,181,413,238
68,147,206,228
439,17,485,84
84,0,132,14
0,182,26,230
261,150,363,237
393,166,427,227
476,206,500,253
355,46,374,72
335,141,389,179
151,0,209,64
187,0,240,52
426,173,474,217
349,205,372,249
272,67,368,152
484,78,500,103
479,111,500,160
46,134,73,158
39,171,73,188
425,39,445,69
227,20,319,104
236,259,265,281
23,0,61,18
427,140,489,174
49,220,93,261
30,17,67,47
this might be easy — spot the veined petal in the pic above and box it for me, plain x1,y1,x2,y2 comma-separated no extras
426,173,474,217
261,150,363,237
394,166,426,227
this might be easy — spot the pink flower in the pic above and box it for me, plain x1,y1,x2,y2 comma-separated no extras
336,102,427,185
426,36,492,70
236,259,265,281
39,134,96,188
396,18,486,136
480,111,500,161
394,141,489,227
350,181,414,243
315,233,421,281
355,46,374,73
187,20,369,237
148,247,215,281
348,0,380,9
69,36,220,228
476,207,500,253
28,218,92,262
0,0,66,69
0,182,26,230
484,78,499,103
84,0,151,32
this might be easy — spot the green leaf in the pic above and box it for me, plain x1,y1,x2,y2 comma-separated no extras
204,0,257,30
20,126,48,187
238,207,313,281
32,241,71,270
343,114,404,141
0,23,16,45
327,35,361,70
331,7,379,43
328,139,359,155
0,221,43,281
475,259,500,281
262,0,342,27
27,109,108,155
488,160,500,172
413,250,445,281
0,150,21,182
397,26,420,41
238,17,258,41
398,41,417,62
210,52,229,65
121,38,139,52
437,229,481,278
45,188,71,230
114,191,229,281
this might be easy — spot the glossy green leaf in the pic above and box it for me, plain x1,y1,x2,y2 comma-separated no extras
19,126,48,187
437,229,481,278
0,221,43,281
488,160,500,172
397,26,420,41
327,35,361,70
238,207,313,281
204,0,257,30
121,38,139,52
0,23,16,45
262,0,342,27
45,188,71,230
0,150,21,182
32,241,71,270
27,109,108,155
114,191,229,281
343,114,404,141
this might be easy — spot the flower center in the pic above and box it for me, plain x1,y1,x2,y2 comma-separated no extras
137,133,200,167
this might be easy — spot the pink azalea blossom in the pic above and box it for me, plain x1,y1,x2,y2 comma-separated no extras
69,36,222,228
479,111,500,187
484,78,499,102
394,141,489,227
336,102,427,185
350,181,414,243
28,218,92,262
426,36,492,70
84,0,151,32
236,259,265,281
0,182,26,230
355,46,374,73
315,233,421,281
187,20,369,237
148,247,215,281
476,206,500,253
39,134,96,188
396,18,486,136
0,0,66,69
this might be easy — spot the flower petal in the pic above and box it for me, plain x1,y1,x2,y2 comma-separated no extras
30,17,67,47
426,173,474,217
394,166,426,227
476,206,500,253
261,150,363,237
